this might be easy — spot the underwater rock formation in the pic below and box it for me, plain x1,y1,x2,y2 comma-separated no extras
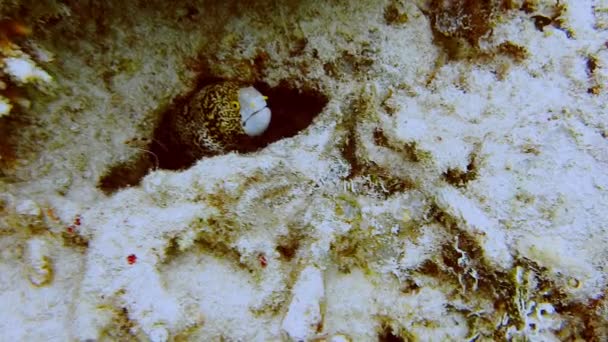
0,0,607,341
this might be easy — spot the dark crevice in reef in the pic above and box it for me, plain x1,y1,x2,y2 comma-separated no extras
377,323,406,342
151,78,328,170
97,153,155,195
252,80,328,152
97,78,327,194
443,151,479,187
276,228,303,262
339,92,372,180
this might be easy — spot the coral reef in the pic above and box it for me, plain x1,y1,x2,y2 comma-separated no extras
0,0,607,341
0,11,56,117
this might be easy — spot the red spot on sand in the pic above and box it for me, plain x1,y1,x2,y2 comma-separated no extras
258,254,267,268
74,215,82,226
66,225,75,233
127,254,137,265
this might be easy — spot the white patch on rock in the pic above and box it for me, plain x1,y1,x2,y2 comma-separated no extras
281,266,325,341
3,57,52,84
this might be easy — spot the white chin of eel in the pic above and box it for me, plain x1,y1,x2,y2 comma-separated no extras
239,86,271,136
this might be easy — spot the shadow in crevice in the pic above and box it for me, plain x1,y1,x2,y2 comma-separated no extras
97,79,328,194
150,78,328,170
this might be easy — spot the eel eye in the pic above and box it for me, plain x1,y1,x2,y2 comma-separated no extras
230,101,240,110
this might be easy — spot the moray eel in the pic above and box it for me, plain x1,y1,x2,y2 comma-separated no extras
169,81,271,158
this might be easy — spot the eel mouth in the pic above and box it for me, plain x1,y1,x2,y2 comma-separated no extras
242,105,269,126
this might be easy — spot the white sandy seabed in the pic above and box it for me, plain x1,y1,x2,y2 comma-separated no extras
0,0,607,341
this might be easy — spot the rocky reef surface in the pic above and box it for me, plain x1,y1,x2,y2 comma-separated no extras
0,0,607,341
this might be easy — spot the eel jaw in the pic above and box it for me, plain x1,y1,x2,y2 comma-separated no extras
238,86,271,137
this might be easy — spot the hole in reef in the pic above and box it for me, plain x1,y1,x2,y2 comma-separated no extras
378,325,405,342
96,78,327,194
276,237,300,261
97,153,156,195
150,78,328,170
